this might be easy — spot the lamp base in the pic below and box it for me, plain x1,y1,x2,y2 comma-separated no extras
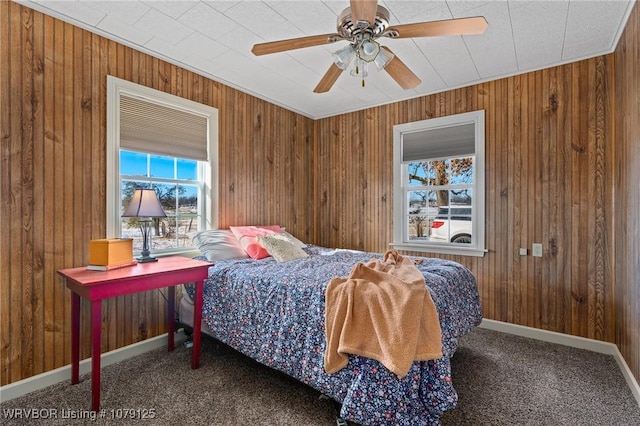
136,256,158,263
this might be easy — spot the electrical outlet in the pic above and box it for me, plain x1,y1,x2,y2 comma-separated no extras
519,248,527,256
532,243,543,257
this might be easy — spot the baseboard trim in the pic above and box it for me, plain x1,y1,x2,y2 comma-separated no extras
0,331,186,404
479,318,640,407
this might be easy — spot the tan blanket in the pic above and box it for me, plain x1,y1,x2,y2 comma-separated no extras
324,250,443,378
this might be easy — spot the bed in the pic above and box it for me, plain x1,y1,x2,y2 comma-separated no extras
178,227,482,426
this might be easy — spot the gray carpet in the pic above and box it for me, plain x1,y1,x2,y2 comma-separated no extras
1,328,639,425
441,329,640,426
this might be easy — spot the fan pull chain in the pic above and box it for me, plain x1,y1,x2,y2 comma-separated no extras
353,63,365,87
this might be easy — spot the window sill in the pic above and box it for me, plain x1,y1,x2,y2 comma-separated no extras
390,242,487,258
140,249,202,259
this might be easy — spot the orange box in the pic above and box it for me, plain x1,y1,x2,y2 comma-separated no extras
88,238,133,266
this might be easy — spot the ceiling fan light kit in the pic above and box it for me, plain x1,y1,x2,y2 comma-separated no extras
251,0,488,94
333,37,392,87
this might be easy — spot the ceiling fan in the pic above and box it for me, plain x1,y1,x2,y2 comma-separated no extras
251,0,488,93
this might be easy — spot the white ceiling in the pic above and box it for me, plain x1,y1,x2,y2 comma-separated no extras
17,0,634,119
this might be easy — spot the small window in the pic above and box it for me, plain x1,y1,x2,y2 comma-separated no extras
392,111,486,257
106,76,218,257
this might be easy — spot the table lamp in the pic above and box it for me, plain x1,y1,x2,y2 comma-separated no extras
121,188,167,263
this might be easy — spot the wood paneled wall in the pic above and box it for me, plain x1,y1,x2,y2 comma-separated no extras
614,1,640,386
314,59,617,342
0,2,313,386
1,0,637,388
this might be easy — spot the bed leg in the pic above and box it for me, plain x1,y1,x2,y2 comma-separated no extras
320,395,349,426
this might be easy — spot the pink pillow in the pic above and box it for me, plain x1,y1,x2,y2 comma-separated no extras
229,225,283,259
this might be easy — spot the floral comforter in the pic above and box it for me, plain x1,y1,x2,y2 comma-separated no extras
185,246,482,425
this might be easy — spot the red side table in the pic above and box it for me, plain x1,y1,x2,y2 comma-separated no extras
57,256,211,411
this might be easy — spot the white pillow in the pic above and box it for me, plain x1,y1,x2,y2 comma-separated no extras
192,229,250,261
257,234,309,262
282,231,307,248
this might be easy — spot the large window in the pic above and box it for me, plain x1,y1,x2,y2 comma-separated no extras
106,76,218,256
392,111,485,257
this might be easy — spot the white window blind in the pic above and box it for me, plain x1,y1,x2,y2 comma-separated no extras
120,95,208,161
402,123,475,162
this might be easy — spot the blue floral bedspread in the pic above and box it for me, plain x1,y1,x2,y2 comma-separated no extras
185,246,482,425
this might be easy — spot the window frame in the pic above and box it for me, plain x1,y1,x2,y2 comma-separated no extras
106,76,218,256
391,110,486,257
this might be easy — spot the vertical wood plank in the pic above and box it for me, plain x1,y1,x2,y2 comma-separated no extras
31,7,46,378
63,20,78,360
52,15,66,367
20,3,36,381
505,76,515,324
546,66,558,333
0,0,11,385
42,12,57,373
560,63,574,336
1,1,16,384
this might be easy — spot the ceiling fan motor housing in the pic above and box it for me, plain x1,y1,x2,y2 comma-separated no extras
337,5,390,41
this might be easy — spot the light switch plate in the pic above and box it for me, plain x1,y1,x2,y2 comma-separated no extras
519,248,527,256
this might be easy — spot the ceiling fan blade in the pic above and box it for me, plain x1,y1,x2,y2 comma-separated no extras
313,63,344,93
252,33,340,56
350,0,378,28
381,47,421,90
388,16,488,39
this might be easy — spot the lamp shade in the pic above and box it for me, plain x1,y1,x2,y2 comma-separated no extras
333,44,356,70
359,39,380,62
350,57,368,77
373,47,394,70
122,188,167,218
